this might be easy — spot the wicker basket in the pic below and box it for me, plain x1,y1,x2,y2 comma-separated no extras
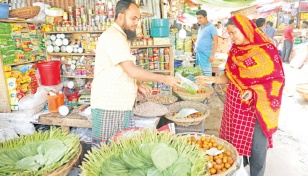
46,144,82,176
174,84,214,102
296,83,308,101
165,101,210,126
214,84,228,104
9,6,40,19
176,133,239,176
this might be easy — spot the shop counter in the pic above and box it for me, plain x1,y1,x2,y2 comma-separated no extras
36,113,91,132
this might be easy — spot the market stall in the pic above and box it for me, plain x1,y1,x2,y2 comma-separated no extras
0,0,245,175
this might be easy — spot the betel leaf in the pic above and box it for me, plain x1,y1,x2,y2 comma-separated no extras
129,168,148,176
37,139,67,165
167,157,191,176
151,143,178,172
15,154,46,171
19,141,42,158
0,149,21,166
37,139,65,155
147,167,164,176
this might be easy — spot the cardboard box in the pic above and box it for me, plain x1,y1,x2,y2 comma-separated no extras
153,37,170,45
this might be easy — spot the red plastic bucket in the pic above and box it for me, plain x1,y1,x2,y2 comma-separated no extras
37,61,61,86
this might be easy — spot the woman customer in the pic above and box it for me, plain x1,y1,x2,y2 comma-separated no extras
196,14,285,176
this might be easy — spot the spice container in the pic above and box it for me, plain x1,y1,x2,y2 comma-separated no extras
148,38,153,45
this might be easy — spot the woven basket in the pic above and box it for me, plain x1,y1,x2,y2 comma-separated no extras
176,133,239,176
296,83,308,101
174,84,214,102
9,6,40,19
45,144,82,176
165,101,210,126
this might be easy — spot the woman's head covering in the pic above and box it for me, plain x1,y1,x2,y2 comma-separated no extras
230,14,271,46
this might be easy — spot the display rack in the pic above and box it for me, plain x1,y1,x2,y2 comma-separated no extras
131,44,175,95
0,20,45,113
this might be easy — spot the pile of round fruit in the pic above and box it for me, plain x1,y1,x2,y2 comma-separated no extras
187,136,235,175
173,111,203,118
177,88,208,94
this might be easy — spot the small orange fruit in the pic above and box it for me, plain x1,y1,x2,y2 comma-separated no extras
225,163,231,169
209,168,216,174
216,169,222,174
225,151,231,157
215,158,222,164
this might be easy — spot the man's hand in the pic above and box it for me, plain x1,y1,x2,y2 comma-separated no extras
163,76,181,87
137,82,152,97
209,55,215,63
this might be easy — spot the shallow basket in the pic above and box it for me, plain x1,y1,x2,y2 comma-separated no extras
165,101,210,127
46,144,82,176
176,132,239,176
173,84,214,102
296,83,308,101
9,6,40,19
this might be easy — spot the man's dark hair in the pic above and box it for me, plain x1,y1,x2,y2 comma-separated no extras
266,21,270,25
256,18,266,27
115,0,139,19
217,21,221,24
268,21,273,27
303,20,308,25
289,19,295,24
196,10,207,17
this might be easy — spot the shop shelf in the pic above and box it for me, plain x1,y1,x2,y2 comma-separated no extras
4,59,44,66
61,75,94,79
131,44,172,49
47,53,95,56
45,31,104,34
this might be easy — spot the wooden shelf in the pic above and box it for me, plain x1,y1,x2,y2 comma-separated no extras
0,19,39,23
131,45,172,49
4,59,44,66
47,52,95,56
45,31,104,34
61,75,94,79
37,113,92,129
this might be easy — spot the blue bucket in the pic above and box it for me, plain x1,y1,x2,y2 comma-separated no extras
0,3,10,19
150,27,170,38
151,18,169,28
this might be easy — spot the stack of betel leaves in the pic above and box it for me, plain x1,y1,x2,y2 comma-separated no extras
81,130,208,176
0,127,80,175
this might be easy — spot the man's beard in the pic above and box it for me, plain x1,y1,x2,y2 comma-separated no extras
124,28,137,41
122,19,137,41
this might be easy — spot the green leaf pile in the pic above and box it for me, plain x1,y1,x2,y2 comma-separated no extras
81,130,208,176
0,127,80,176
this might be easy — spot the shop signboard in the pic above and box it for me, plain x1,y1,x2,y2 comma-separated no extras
299,1,308,12
231,5,257,16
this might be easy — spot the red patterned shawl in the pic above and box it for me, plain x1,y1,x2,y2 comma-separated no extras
225,14,285,139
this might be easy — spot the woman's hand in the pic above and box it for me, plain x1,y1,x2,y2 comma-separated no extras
241,90,253,101
196,76,216,85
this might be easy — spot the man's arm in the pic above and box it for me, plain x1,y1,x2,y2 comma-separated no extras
120,60,180,87
209,35,218,62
